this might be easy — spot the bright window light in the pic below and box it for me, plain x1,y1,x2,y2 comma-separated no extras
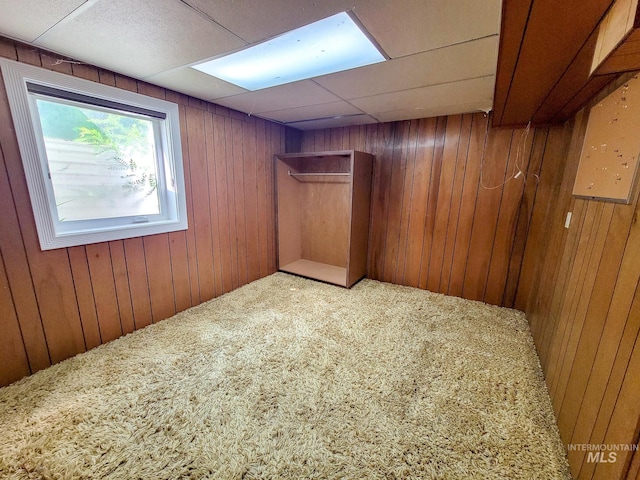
192,12,386,91
0,58,188,250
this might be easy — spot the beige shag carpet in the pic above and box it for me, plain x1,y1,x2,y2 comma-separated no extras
0,273,570,479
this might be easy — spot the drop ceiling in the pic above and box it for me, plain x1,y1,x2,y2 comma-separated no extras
0,0,501,130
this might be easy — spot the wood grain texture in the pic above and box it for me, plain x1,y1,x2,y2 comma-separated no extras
0,251,30,385
348,152,373,287
300,101,639,480
495,0,617,126
274,151,371,288
300,113,547,307
629,444,640,480
516,77,640,480
0,38,285,387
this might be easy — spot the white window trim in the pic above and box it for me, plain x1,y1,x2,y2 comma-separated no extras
0,58,188,250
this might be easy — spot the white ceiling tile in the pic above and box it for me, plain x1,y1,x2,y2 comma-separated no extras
315,36,499,100
286,114,378,131
0,0,87,42
374,102,492,123
350,76,495,116
33,0,246,78
355,0,502,57
259,101,362,123
213,81,341,114
2,1,503,129
181,0,501,58
145,67,247,100
182,0,356,43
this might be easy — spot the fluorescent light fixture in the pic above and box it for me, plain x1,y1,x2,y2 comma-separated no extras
192,12,386,91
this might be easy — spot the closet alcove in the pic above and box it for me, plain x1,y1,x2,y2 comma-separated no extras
275,150,373,287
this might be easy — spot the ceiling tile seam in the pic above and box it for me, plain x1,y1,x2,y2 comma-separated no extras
32,0,98,43
383,33,500,61
282,112,374,126
140,63,251,99
198,79,350,114
307,78,371,120
257,104,367,122
243,98,363,118
213,93,339,117
347,9,391,61
342,73,496,103
149,31,502,85
363,101,493,119
141,30,499,87
178,0,247,43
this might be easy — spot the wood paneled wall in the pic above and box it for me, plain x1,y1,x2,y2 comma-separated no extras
301,114,567,306
0,37,285,387
516,77,640,480
302,111,640,479
494,0,617,126
2,35,638,480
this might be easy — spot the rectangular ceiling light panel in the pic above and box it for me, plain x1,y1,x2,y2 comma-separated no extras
192,12,386,91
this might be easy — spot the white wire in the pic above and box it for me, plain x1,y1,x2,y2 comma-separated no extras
480,115,536,190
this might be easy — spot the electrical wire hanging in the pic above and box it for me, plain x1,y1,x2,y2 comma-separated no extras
479,114,538,190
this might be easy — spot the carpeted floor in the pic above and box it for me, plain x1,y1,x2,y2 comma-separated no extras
0,273,570,479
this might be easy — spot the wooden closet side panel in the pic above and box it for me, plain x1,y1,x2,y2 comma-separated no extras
275,157,302,267
300,179,350,267
348,151,374,286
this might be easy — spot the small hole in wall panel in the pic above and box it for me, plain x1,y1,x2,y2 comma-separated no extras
573,75,640,204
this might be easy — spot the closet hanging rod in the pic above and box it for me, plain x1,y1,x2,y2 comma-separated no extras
288,171,350,176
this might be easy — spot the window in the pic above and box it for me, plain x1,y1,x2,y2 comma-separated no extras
0,59,188,250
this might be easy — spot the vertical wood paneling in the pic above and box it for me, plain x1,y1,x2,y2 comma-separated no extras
108,241,135,335
186,106,214,302
0,132,51,372
515,76,640,480
298,95,640,480
168,231,192,313
203,113,223,298
143,234,176,323
224,116,240,291
123,238,153,330
5,44,87,364
462,127,513,301
300,112,549,307
403,118,438,288
0,250,30,385
86,243,122,343
232,118,248,287
172,94,201,308
502,126,549,306
440,114,473,294
447,115,485,298
211,113,233,294
426,115,461,293
393,120,417,285
484,126,535,306
417,117,446,291
255,119,270,280
0,38,286,387
367,122,394,280
67,246,100,349
242,119,261,284
381,121,410,284
629,445,640,480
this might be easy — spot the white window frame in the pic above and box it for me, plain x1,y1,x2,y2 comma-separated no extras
0,58,188,250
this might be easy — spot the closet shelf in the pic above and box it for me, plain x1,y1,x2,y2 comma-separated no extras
287,171,351,176
275,150,373,288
